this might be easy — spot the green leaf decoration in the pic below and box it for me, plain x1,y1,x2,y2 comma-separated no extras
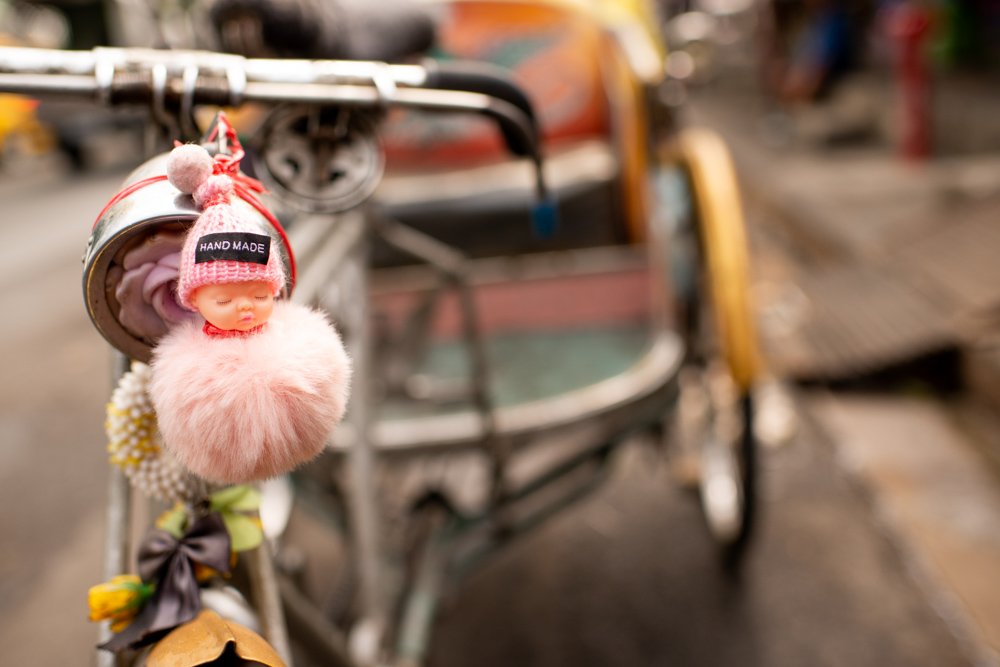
221,512,264,553
209,486,264,552
210,485,261,513
156,505,188,538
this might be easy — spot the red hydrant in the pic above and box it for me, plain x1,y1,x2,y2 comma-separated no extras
886,0,933,160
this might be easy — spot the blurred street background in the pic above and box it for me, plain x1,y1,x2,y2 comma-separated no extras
2,0,1000,665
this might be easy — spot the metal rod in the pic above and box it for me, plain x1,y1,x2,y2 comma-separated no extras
277,573,355,667
0,47,544,188
331,333,684,455
0,72,97,96
242,57,427,87
247,543,294,665
97,352,133,667
395,510,449,665
290,213,366,307
341,219,387,663
0,46,425,85
0,75,490,111
453,276,507,497
451,442,618,575
371,215,501,461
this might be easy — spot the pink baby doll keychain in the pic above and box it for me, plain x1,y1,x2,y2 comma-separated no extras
149,139,352,484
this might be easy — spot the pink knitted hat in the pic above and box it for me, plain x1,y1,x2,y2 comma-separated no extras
168,144,285,310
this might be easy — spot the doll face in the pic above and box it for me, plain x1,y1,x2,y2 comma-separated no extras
192,281,275,331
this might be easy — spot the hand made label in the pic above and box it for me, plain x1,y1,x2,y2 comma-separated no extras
194,233,271,265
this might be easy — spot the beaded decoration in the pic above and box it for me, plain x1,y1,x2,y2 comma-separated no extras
106,361,197,503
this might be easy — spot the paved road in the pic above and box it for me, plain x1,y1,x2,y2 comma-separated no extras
0,167,978,666
428,427,968,667
0,164,127,665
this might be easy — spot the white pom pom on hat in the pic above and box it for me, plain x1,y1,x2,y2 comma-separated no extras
166,143,214,195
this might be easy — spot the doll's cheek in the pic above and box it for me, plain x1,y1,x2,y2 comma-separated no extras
257,301,275,321
198,303,236,329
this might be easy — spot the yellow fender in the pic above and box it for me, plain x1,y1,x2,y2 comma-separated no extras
676,127,761,392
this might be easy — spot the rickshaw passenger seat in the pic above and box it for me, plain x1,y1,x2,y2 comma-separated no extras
375,139,626,265
375,0,643,265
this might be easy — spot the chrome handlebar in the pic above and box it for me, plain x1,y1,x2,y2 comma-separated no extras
0,47,533,149
0,46,426,102
0,46,548,201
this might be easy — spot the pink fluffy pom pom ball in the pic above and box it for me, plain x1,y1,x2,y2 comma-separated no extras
149,302,353,484
167,144,214,194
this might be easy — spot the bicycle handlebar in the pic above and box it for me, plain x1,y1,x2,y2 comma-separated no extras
0,46,544,166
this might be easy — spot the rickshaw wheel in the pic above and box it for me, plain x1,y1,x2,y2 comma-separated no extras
679,358,756,568
668,127,761,567
674,289,757,567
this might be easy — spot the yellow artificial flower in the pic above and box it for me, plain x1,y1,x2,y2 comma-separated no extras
87,574,153,632
193,550,239,583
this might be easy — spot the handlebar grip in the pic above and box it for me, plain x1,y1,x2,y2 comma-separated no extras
423,60,539,158
423,61,535,121
422,60,553,229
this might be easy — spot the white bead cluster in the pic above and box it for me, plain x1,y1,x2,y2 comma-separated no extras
106,361,197,503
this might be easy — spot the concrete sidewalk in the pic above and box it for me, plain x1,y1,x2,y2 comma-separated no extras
686,80,1000,384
